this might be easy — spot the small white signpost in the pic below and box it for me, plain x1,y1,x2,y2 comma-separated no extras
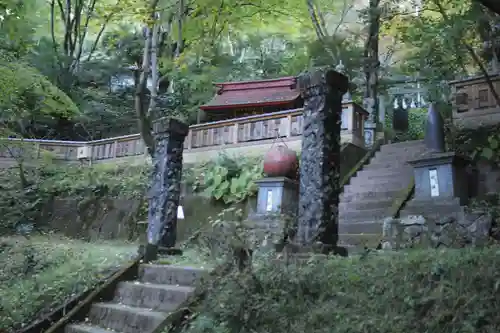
429,169,440,197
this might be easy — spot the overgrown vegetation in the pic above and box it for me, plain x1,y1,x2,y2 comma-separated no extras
0,235,136,331
0,153,262,233
449,123,500,167
384,107,428,142
190,154,263,204
0,161,151,232
169,247,500,333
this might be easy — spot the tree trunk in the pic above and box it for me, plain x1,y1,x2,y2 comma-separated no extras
363,0,381,124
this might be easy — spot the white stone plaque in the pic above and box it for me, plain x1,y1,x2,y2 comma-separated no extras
177,205,185,219
429,169,440,197
266,190,273,212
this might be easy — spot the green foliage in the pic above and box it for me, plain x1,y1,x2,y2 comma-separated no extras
0,162,151,232
384,108,427,142
0,235,135,330
191,154,263,204
450,124,500,167
0,60,80,136
179,247,500,333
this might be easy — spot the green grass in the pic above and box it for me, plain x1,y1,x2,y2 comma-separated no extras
154,248,218,270
180,247,500,333
0,234,137,331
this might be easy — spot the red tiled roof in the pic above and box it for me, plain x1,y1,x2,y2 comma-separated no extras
200,77,300,110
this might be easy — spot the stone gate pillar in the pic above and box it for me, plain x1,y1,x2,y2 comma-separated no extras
144,117,188,262
296,68,348,248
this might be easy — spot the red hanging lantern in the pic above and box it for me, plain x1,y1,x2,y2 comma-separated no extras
263,144,299,179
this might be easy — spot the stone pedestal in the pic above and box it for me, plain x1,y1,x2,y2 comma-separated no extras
364,121,376,147
145,118,189,262
254,177,299,215
296,68,348,247
409,151,470,204
250,177,299,242
400,151,470,225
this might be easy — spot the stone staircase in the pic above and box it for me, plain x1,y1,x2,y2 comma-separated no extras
338,140,428,248
66,264,209,333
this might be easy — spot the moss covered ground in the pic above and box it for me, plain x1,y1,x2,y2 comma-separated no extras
0,234,137,331
178,247,500,333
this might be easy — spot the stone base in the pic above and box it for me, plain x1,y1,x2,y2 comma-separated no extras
383,210,493,250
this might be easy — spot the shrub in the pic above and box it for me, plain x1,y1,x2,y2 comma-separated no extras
178,247,500,333
191,153,263,204
385,107,427,142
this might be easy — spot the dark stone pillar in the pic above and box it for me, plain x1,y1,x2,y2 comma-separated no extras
424,103,445,152
144,117,188,262
296,68,348,248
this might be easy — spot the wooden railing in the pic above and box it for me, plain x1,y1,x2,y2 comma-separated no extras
0,106,365,163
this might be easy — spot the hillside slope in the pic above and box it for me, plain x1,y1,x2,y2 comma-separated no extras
177,247,500,333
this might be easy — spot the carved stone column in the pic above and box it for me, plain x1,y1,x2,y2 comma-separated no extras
296,68,348,249
144,117,188,262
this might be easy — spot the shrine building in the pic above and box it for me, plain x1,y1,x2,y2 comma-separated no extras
193,76,369,148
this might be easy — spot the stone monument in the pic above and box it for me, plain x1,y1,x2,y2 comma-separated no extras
251,177,300,244
250,144,300,246
296,68,348,251
144,117,189,262
399,104,469,221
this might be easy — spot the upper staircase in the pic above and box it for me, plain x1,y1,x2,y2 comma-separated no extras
338,140,428,248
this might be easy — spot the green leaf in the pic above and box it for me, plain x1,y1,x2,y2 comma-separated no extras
230,178,240,194
219,180,230,192
481,147,494,160
488,136,499,150
213,188,225,200
213,174,223,187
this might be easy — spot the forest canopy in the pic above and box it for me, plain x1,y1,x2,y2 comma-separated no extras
0,0,498,141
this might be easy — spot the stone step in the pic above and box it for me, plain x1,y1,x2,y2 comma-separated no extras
66,323,121,333
114,281,194,312
380,140,425,152
343,181,404,194
353,168,414,181
138,264,208,286
340,189,401,203
362,161,412,171
371,149,426,162
339,207,388,223
339,197,394,212
348,174,410,187
339,220,385,234
378,144,426,154
88,302,166,333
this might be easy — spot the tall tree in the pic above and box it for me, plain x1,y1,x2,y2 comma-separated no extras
362,0,381,124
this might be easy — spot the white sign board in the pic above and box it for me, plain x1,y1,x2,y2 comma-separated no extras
429,169,440,197
177,205,185,219
266,190,273,212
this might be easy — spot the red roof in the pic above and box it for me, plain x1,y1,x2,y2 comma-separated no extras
200,76,300,111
